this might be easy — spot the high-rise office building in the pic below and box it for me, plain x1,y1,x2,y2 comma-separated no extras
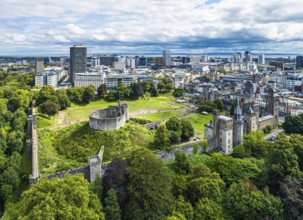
163,50,172,66
258,54,265,65
35,58,44,73
100,56,115,67
296,56,303,69
244,51,252,63
70,44,87,85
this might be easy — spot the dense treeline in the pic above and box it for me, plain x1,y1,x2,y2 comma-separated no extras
198,98,224,113
0,70,35,216
153,116,195,150
20,131,303,219
283,113,303,134
99,132,303,219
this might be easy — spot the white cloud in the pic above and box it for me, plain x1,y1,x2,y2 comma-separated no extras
1,0,303,54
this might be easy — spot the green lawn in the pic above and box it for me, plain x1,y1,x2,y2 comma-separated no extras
183,113,212,136
39,94,187,127
36,114,56,129
134,110,182,121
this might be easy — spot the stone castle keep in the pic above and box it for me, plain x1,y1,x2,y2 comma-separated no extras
204,87,279,154
89,100,129,130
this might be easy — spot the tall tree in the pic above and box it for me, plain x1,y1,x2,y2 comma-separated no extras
153,123,170,150
187,163,225,203
19,174,105,220
55,89,70,110
116,83,131,99
290,134,303,171
36,85,56,105
280,175,303,219
131,82,144,98
174,151,190,175
165,83,173,93
173,88,184,97
181,119,194,140
242,130,269,158
213,99,224,111
174,196,193,220
97,84,108,98
125,149,174,220
194,198,225,220
39,100,59,118
157,82,165,92
82,85,96,103
140,81,151,93
266,133,300,187
166,117,182,135
102,158,128,212
205,153,260,186
224,181,283,220
104,189,121,220
149,83,159,97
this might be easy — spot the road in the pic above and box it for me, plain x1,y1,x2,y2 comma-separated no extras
264,129,284,140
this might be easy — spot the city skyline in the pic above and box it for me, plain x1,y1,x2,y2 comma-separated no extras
1,0,303,55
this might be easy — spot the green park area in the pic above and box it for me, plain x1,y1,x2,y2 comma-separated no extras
35,93,215,175
36,94,186,129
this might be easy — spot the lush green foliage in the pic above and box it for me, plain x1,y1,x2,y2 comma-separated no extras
283,113,303,134
102,158,128,212
39,100,59,117
198,99,224,112
104,189,121,220
19,174,105,219
158,77,173,93
242,130,270,158
173,88,184,97
280,175,303,219
153,123,171,150
173,196,193,220
194,198,225,220
125,149,174,220
181,118,194,140
265,133,300,187
0,71,34,215
205,153,260,186
97,83,107,98
224,181,283,220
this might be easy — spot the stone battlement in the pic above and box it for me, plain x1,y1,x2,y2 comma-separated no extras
89,101,129,130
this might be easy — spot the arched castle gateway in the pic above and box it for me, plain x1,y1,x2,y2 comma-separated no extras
89,100,129,130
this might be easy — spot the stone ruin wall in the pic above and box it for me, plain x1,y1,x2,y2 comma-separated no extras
89,107,129,130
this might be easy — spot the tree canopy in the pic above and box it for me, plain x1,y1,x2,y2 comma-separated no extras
125,149,174,220
19,174,105,220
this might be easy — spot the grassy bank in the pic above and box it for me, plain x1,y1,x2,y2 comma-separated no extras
38,121,153,174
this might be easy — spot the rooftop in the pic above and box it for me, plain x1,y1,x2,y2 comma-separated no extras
259,115,274,122
219,115,233,121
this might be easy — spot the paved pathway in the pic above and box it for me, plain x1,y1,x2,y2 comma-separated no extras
31,108,39,179
264,129,284,140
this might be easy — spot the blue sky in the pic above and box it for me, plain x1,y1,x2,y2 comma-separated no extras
0,0,303,55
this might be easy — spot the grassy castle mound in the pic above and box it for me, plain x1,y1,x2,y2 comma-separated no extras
38,121,153,174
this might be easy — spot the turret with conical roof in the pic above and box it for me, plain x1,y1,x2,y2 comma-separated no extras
234,99,243,121
233,99,244,147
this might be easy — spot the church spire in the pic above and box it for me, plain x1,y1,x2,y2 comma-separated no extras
234,99,242,121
